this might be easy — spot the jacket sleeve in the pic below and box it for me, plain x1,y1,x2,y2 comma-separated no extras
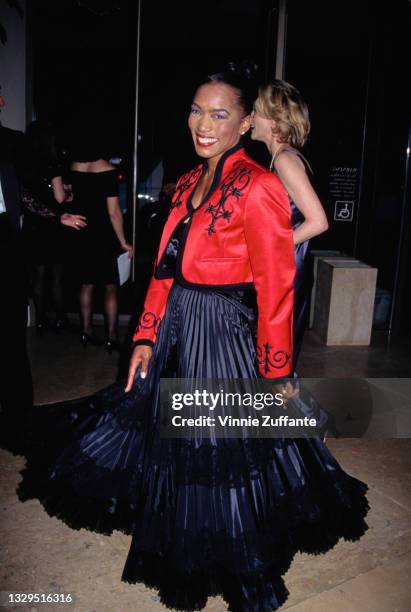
244,172,295,380
132,175,188,346
132,267,173,346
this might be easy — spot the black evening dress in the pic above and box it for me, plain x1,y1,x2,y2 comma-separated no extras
67,169,120,284
290,197,310,369
271,148,311,370
17,217,370,612
22,163,67,265
274,150,333,434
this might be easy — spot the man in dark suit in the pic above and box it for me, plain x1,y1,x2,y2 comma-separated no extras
0,87,33,437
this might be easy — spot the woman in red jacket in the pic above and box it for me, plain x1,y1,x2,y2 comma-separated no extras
127,76,295,385
18,72,369,612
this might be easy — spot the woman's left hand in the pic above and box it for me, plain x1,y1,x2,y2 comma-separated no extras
121,242,134,259
60,213,87,230
273,381,300,403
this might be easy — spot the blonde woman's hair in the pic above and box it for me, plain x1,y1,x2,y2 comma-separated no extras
256,79,310,148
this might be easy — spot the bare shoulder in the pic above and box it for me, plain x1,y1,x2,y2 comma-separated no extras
71,161,85,171
93,159,115,172
274,148,306,175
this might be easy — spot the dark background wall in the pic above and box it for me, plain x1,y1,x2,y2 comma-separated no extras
30,0,411,333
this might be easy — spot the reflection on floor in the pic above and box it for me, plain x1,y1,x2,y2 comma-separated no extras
0,325,410,611
298,330,411,378
27,326,411,405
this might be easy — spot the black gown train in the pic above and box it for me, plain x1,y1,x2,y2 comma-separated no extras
17,265,370,612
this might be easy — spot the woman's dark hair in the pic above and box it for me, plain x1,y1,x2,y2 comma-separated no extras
65,114,109,163
195,62,259,116
23,121,61,184
25,121,59,165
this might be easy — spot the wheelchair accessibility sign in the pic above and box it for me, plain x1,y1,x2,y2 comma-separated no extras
334,201,354,222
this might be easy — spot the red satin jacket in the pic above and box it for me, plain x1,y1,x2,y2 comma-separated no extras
133,143,296,380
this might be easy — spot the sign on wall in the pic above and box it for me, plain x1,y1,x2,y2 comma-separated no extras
334,200,354,221
329,166,358,223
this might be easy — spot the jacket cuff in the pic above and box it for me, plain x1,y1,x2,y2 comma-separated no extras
257,344,292,379
261,375,291,384
133,309,162,345
132,338,154,348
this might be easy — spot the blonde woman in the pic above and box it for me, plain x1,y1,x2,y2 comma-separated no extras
251,79,328,367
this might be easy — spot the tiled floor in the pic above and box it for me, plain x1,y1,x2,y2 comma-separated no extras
298,330,411,378
0,325,410,611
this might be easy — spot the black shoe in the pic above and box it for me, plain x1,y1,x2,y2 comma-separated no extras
80,332,104,347
55,315,71,331
36,320,48,334
105,338,120,354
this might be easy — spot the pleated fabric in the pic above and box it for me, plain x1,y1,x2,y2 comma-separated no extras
17,283,369,612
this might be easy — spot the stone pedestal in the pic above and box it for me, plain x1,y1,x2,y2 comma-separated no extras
309,250,353,327
313,259,378,345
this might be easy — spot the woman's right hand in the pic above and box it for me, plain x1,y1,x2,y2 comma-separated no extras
125,344,153,392
121,241,134,259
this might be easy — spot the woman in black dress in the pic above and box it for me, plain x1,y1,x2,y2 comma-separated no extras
22,122,76,331
18,74,369,611
58,132,133,350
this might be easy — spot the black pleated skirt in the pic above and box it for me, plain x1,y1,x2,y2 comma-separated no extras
18,282,370,612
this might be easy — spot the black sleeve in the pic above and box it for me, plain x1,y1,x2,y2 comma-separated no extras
47,161,64,181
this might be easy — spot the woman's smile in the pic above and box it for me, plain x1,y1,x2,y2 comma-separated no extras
195,133,219,147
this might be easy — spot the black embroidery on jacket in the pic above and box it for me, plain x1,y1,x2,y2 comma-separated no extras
257,343,290,373
171,166,202,208
205,161,253,235
137,310,161,334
